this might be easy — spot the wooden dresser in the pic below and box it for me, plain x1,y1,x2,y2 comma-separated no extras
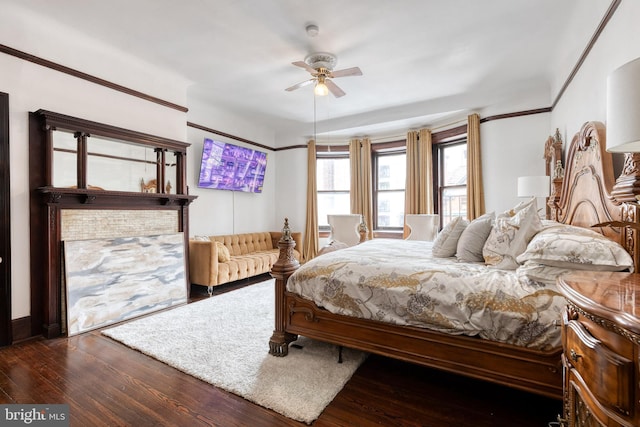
557,271,640,427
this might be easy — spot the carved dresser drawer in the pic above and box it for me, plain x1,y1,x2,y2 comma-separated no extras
558,272,640,427
564,310,634,419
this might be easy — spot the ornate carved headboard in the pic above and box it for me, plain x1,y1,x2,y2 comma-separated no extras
548,121,640,269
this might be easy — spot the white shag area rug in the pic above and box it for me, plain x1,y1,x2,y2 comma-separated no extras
102,279,367,424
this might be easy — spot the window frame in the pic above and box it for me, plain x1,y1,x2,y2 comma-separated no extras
432,125,468,226
372,140,406,231
315,145,350,233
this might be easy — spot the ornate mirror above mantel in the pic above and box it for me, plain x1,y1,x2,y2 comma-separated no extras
29,109,197,339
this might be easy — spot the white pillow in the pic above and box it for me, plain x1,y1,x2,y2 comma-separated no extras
432,216,469,258
482,198,542,269
456,212,495,262
516,224,634,272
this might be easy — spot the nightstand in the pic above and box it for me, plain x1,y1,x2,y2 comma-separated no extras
557,271,640,427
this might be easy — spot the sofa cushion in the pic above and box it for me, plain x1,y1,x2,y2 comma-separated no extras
216,241,230,262
213,232,274,256
216,249,279,285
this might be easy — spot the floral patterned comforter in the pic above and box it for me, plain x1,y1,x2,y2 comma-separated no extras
287,239,565,350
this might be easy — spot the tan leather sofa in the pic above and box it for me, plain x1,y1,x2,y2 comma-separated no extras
189,231,302,294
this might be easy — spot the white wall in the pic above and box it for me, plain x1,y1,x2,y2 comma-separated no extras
480,113,551,215
551,0,640,147
480,0,640,222
1,6,189,320
186,97,279,236
273,146,309,238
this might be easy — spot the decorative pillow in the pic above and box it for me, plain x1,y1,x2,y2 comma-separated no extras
216,241,231,263
505,198,535,216
516,224,634,272
482,198,542,270
432,216,469,258
456,212,495,262
193,235,210,241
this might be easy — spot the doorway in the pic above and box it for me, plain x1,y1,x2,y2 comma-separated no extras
0,92,12,346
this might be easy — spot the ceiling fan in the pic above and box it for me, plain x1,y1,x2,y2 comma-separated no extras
285,52,362,98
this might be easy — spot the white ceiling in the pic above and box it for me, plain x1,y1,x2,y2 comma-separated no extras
8,0,610,140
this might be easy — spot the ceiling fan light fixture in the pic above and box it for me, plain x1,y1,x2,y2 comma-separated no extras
314,75,329,96
314,81,329,96
288,52,361,97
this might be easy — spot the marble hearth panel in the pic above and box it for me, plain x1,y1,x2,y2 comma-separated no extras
64,233,187,336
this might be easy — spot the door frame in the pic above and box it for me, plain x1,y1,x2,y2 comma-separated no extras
0,92,12,346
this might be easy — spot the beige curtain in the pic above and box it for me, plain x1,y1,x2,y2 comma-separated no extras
349,138,373,239
467,113,485,220
360,138,373,239
404,131,418,238
349,138,361,213
302,139,318,261
403,128,433,237
420,128,434,213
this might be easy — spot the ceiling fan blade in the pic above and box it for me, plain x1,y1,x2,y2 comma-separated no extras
292,61,318,75
329,66,363,78
285,78,315,92
325,79,346,98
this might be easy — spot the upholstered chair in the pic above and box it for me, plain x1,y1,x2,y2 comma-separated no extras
405,214,439,241
327,214,364,247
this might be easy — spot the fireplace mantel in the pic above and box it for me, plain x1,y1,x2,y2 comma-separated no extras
29,110,197,338
36,186,196,207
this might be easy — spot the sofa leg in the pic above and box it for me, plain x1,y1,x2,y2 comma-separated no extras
207,286,213,297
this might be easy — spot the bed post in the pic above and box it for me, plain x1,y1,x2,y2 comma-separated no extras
269,218,300,356
544,129,563,221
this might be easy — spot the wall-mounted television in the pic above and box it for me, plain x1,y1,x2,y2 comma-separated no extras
197,138,267,193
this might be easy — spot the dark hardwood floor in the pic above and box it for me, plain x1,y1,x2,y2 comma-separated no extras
0,276,562,426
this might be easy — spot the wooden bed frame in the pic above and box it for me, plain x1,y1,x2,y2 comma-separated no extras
268,121,640,400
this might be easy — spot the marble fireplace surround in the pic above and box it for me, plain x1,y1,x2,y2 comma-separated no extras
61,209,185,335
61,209,179,241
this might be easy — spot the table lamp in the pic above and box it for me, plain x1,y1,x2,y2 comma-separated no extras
607,57,640,204
517,175,550,217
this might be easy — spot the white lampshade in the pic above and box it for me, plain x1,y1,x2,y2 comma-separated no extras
606,57,640,152
517,176,550,198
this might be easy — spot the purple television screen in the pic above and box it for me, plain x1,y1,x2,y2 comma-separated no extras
197,138,267,193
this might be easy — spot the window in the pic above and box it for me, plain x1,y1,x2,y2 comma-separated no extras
435,140,467,227
316,132,467,234
316,150,350,230
373,149,406,230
